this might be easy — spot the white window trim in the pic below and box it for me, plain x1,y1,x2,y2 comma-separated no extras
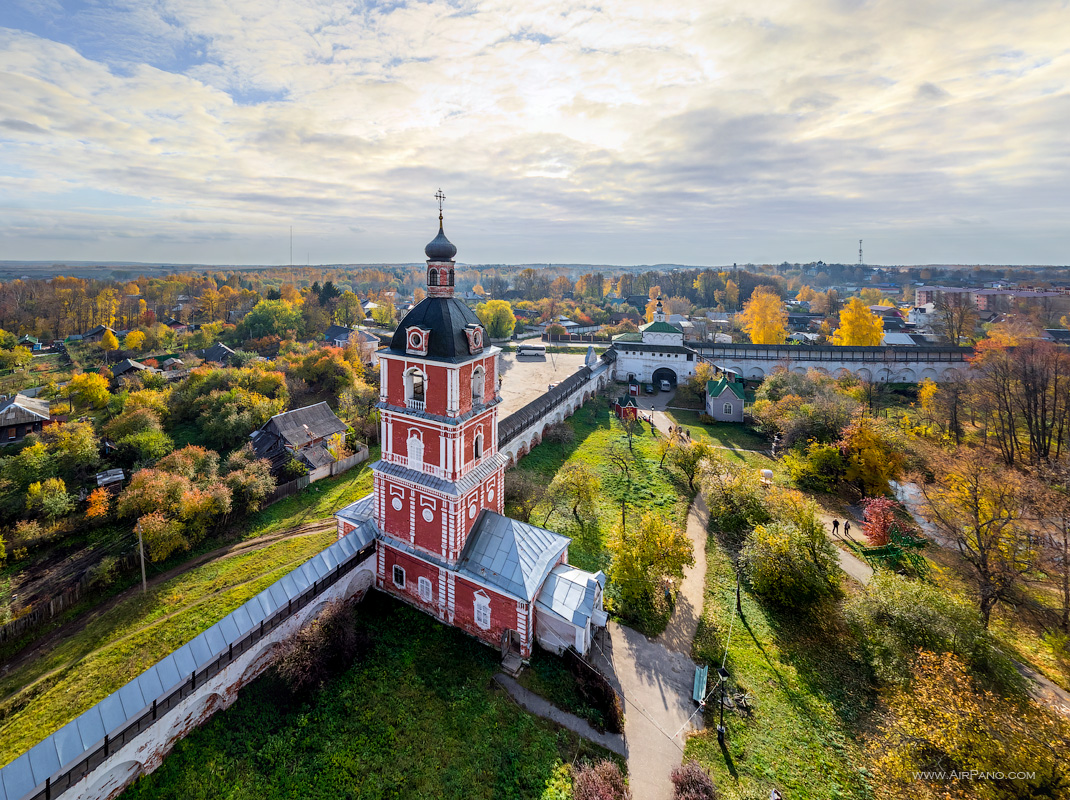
723,402,733,415
474,592,491,630
393,564,406,589
418,576,433,602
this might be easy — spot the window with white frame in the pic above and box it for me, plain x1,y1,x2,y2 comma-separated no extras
404,368,425,403
392,564,405,588
471,365,485,405
418,576,433,603
407,432,424,470
723,402,733,416
474,593,491,629
474,431,483,459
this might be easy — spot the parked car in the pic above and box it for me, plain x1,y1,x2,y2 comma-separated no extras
644,383,655,394
660,379,672,392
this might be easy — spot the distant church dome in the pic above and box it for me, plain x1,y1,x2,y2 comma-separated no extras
425,224,457,262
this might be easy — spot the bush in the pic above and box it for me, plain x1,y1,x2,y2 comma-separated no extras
542,421,575,444
572,760,630,800
782,441,845,492
87,555,120,590
845,571,1019,691
740,520,841,608
700,458,770,539
670,760,718,800
564,648,624,734
274,599,363,695
115,428,174,466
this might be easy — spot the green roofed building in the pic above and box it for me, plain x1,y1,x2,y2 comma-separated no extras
705,376,745,422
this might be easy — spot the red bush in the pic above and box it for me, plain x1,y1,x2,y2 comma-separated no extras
861,496,898,546
670,760,718,799
573,760,630,800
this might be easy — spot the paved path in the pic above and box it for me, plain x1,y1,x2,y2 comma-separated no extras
593,490,711,800
815,508,874,586
816,505,1070,718
493,674,626,756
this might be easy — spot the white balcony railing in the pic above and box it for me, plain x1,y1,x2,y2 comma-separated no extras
406,398,425,411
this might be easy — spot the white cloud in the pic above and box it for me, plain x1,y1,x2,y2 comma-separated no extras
0,0,1068,264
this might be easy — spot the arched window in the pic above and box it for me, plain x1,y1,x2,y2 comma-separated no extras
404,368,425,410
407,432,424,470
723,402,733,416
471,366,485,405
448,269,455,286
428,268,438,286
474,432,483,460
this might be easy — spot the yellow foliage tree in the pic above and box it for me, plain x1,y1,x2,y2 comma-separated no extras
124,330,146,351
871,650,1070,800
100,329,119,362
917,378,938,422
796,285,816,302
739,287,787,344
832,297,883,346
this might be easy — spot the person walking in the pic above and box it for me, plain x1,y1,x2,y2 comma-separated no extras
843,519,852,539
832,519,840,537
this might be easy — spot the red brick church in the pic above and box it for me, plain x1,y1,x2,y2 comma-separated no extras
335,210,606,661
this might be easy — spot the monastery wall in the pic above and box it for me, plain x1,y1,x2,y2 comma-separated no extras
0,534,376,800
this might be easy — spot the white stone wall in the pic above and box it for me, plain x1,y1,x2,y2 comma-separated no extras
62,559,376,800
498,361,612,466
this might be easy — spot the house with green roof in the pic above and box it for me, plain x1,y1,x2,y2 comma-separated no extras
706,376,745,422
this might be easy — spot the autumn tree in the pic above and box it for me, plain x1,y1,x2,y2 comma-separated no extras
68,372,111,412
871,651,1070,800
918,448,1036,627
667,439,714,492
608,511,694,607
475,299,516,339
738,286,787,344
371,300,396,328
335,291,361,327
934,292,978,344
85,488,111,519
124,330,146,351
100,328,119,362
831,297,883,346
504,470,547,523
545,462,600,532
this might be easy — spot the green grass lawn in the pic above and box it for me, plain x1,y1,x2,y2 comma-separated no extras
122,592,618,800
662,409,779,476
686,529,876,800
234,447,377,540
508,401,690,599
0,533,336,767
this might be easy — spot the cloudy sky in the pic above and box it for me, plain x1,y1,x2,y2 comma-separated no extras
0,0,1067,266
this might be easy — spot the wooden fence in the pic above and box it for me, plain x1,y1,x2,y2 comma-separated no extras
0,551,139,645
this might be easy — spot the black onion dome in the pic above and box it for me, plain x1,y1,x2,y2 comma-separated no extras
389,296,481,361
424,224,457,261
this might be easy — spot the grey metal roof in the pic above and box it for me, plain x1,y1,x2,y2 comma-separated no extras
457,511,570,602
0,527,372,799
336,493,376,525
370,453,507,497
0,394,49,426
536,565,607,627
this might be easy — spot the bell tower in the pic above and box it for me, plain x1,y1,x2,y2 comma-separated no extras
372,192,505,574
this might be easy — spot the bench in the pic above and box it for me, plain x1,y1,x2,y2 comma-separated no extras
692,664,709,704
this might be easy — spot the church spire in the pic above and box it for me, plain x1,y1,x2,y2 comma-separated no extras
424,189,457,296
